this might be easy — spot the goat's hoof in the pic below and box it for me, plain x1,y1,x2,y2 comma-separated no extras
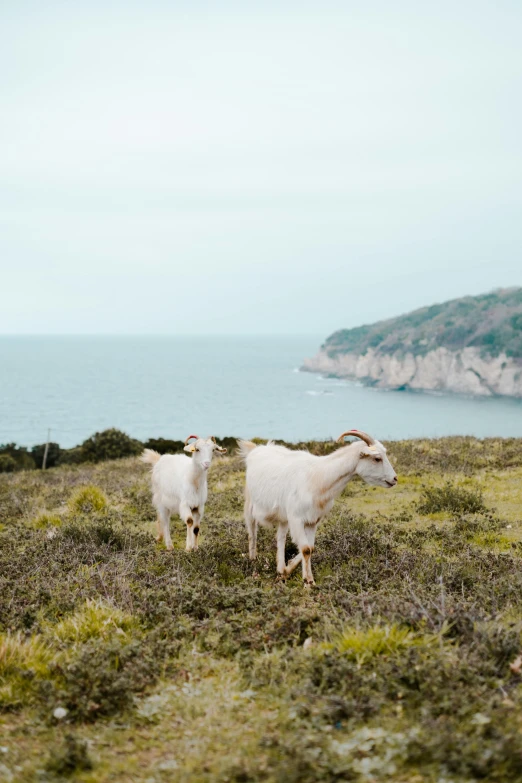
166,544,174,551
303,579,316,589
276,573,287,584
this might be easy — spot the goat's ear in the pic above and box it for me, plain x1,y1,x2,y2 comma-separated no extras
216,446,227,454
184,444,196,453
360,445,380,459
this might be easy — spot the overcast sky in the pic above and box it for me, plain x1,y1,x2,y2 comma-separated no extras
1,0,521,336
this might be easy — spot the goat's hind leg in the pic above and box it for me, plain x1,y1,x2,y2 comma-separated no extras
244,487,257,559
155,515,163,542
158,505,173,551
276,522,289,578
302,523,317,587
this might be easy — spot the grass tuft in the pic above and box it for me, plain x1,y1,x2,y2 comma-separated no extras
47,600,137,646
0,632,52,708
31,511,63,529
325,623,442,665
68,484,108,514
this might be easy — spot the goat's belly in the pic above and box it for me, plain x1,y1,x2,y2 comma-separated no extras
254,505,285,527
156,490,180,512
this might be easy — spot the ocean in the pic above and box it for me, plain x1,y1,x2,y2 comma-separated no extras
1,335,522,448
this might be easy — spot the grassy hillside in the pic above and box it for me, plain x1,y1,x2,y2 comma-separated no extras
1,438,522,781
322,287,522,360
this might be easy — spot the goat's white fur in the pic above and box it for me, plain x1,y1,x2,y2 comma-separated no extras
141,437,226,551
238,433,397,585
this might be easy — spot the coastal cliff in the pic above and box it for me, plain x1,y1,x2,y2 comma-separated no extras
302,288,522,398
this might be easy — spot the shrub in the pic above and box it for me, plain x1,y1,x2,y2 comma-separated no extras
47,637,158,722
0,444,35,471
416,481,487,515
143,437,184,454
0,454,17,473
45,735,93,776
80,428,142,463
58,446,87,465
68,485,108,515
143,435,237,454
31,442,62,469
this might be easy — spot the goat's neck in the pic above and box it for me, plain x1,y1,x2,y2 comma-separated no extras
188,461,208,490
315,444,361,499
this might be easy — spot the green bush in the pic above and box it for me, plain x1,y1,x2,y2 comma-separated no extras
80,428,142,462
45,735,93,776
31,442,62,469
0,443,35,471
46,637,158,722
143,437,184,454
58,446,87,465
416,481,487,515
0,454,17,473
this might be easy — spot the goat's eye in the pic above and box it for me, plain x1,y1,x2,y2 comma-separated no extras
374,456,382,462
195,448,200,452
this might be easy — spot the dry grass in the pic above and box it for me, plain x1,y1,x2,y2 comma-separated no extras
0,436,522,781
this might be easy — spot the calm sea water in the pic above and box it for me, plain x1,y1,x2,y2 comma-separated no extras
1,336,522,448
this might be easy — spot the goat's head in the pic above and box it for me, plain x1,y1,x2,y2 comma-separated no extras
184,435,227,471
337,429,397,488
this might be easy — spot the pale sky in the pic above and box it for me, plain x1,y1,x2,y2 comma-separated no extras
1,0,521,335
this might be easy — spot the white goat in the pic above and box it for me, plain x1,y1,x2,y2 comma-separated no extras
238,429,397,586
141,435,227,551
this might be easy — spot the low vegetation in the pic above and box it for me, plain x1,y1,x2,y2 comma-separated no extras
1,436,522,781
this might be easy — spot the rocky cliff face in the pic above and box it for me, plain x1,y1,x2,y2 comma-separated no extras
302,347,522,398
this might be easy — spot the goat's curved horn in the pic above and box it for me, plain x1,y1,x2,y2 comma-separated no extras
337,429,375,446
184,435,199,446
210,436,216,444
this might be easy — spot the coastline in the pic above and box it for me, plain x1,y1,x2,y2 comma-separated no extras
301,346,522,399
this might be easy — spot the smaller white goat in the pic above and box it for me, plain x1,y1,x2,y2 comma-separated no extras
239,429,397,586
141,435,227,551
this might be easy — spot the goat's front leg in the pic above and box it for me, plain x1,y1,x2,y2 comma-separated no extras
191,505,202,551
180,502,196,552
276,523,289,577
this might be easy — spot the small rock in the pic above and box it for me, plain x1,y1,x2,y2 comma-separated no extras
0,763,13,782
509,654,522,674
53,706,68,720
303,637,313,650
471,712,491,725
157,759,179,771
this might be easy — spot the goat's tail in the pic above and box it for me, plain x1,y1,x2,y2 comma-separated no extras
140,448,161,466
237,440,258,462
